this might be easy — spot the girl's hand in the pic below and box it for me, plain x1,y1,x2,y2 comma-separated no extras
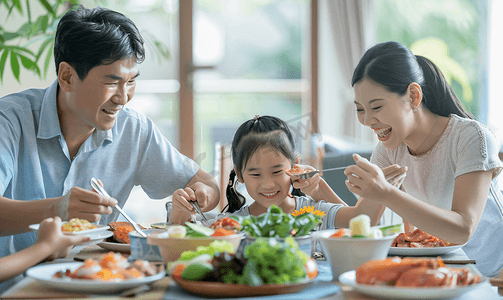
290,164,324,199
35,217,90,260
344,154,396,202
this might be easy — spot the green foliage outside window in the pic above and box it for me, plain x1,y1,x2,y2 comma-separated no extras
0,0,169,84
375,0,486,119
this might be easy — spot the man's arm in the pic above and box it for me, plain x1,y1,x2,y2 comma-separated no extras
184,169,220,212
0,188,117,237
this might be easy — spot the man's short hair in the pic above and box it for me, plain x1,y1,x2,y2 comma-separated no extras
54,5,145,80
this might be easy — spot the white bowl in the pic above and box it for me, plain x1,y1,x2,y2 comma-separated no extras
317,229,397,279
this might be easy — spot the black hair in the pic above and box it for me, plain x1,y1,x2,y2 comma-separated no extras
54,5,145,80
351,41,472,119
224,115,304,213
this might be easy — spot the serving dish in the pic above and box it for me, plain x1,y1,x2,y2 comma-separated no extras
26,262,165,293
338,269,488,299
172,276,314,298
388,243,466,256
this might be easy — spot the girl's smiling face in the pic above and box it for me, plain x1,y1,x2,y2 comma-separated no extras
237,146,293,209
354,79,416,150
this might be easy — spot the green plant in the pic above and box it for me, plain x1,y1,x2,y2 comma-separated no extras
0,0,170,84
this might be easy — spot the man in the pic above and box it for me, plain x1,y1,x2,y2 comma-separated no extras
0,5,219,291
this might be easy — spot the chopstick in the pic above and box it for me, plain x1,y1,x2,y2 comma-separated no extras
443,259,476,265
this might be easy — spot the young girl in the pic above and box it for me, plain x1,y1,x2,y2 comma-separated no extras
0,216,89,282
171,115,406,229
345,41,503,277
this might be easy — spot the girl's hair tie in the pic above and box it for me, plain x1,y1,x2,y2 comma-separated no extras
254,115,260,120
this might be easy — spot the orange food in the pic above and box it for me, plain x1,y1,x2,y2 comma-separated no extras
173,264,186,277
392,229,451,248
108,222,146,244
283,165,309,176
330,228,351,238
210,217,241,231
113,225,134,244
52,251,157,281
211,228,235,236
355,257,480,287
305,257,318,279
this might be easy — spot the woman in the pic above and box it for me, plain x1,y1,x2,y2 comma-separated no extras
345,41,503,277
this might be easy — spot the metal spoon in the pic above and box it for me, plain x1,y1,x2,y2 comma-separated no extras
91,178,147,237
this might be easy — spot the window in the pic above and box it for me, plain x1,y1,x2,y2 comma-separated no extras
80,0,314,225
375,0,488,121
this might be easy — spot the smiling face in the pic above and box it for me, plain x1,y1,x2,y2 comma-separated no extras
354,79,416,150
58,57,139,132
237,146,293,210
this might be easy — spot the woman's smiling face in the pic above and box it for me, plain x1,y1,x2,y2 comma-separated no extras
354,79,415,150
238,146,293,209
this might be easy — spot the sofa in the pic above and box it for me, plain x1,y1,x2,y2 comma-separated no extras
316,135,374,206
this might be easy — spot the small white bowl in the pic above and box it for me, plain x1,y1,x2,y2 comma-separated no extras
317,229,397,279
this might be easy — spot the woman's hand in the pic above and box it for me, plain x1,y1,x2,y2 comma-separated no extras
290,164,324,199
382,164,407,188
344,154,398,202
35,217,90,260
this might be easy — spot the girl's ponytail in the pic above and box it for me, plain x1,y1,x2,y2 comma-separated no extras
416,55,473,119
223,169,246,213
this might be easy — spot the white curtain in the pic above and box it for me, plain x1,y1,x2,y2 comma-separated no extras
319,0,376,145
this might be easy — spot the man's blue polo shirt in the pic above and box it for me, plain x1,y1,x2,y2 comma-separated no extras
0,80,199,291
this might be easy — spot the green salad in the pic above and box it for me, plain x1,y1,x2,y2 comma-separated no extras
230,205,321,238
169,237,311,286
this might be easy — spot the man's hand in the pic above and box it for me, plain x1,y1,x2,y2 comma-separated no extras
55,186,118,222
169,187,196,224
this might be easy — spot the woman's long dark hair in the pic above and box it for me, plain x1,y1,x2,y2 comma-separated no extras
351,41,472,119
223,115,304,213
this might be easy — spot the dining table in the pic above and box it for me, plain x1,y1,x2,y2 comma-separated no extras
2,243,502,300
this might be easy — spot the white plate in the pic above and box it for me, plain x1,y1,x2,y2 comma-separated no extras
79,231,114,246
339,269,488,299
27,262,165,293
29,223,110,235
97,241,131,253
388,244,465,256
29,223,112,246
